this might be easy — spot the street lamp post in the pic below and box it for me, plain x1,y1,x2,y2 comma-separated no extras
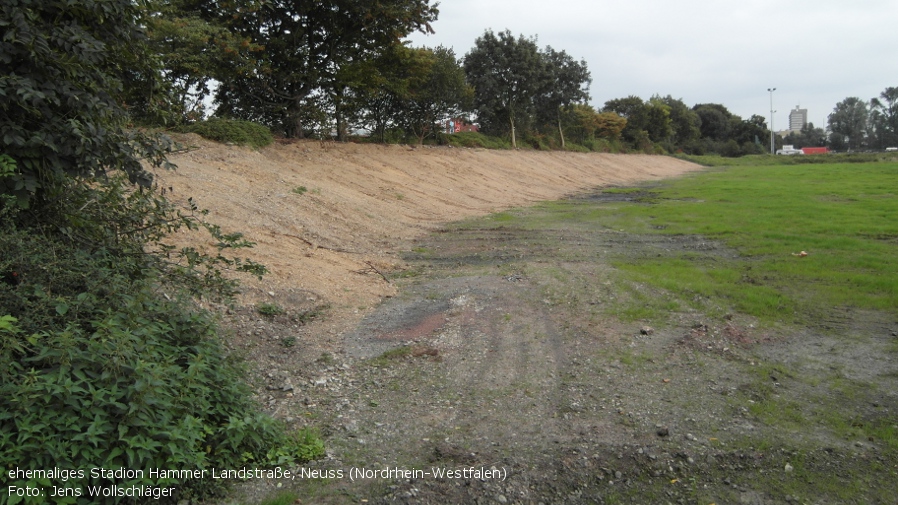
767,88,776,155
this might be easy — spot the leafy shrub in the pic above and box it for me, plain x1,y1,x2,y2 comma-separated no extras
0,177,321,504
564,143,590,153
257,302,285,317
444,132,512,149
176,118,274,148
585,138,618,153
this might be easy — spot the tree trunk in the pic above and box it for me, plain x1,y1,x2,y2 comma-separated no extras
510,111,517,149
334,89,345,142
557,116,565,149
290,96,304,138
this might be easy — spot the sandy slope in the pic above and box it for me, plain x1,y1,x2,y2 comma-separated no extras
152,136,701,309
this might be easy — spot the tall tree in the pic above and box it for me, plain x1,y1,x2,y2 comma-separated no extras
644,96,672,143
656,95,700,147
828,97,868,151
603,96,671,149
138,0,261,125
870,86,898,149
602,96,648,146
535,46,591,148
211,0,438,137
562,105,625,145
399,46,473,144
464,30,546,148
730,114,768,147
347,44,428,142
692,103,733,141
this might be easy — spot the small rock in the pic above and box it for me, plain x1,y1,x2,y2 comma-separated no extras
495,495,508,504
657,427,669,437
640,326,654,335
614,470,623,479
784,463,794,473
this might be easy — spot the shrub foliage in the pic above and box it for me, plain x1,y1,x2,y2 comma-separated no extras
0,170,322,503
175,118,274,148
0,0,320,498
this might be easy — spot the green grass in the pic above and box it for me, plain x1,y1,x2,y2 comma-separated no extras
257,302,285,316
673,152,898,167
602,162,898,323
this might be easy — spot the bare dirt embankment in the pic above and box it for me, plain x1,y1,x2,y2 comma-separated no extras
155,139,898,504
154,139,721,504
154,137,699,312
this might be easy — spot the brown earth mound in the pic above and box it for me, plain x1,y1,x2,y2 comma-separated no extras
152,137,701,309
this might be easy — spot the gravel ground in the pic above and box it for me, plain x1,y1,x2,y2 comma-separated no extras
216,193,898,505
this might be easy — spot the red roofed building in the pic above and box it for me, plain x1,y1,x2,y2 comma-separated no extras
446,119,479,134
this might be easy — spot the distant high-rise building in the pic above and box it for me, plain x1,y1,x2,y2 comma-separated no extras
789,106,807,132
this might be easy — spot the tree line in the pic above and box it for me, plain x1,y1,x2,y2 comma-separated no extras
823,89,898,152
107,1,898,156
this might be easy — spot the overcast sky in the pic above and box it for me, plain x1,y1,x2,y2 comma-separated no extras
407,0,897,131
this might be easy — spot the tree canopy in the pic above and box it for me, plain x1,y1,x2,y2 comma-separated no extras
210,0,438,138
463,30,546,148
828,97,869,152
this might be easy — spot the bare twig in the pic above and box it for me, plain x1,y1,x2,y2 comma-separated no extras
352,261,391,284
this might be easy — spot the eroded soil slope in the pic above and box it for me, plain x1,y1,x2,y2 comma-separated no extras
153,137,700,312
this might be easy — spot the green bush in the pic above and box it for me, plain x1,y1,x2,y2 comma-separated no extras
176,118,274,148
0,175,321,504
257,302,285,317
444,131,512,149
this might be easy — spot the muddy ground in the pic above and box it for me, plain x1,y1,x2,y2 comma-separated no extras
219,188,898,505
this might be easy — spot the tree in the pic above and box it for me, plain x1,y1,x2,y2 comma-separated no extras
603,96,648,146
562,105,625,146
137,0,261,125
602,96,671,150
535,46,591,148
870,86,898,149
693,103,733,141
828,97,868,151
656,95,700,147
594,111,627,141
0,0,170,208
464,30,546,149
399,46,473,144
784,122,826,149
644,97,672,143
211,0,438,138
730,114,768,148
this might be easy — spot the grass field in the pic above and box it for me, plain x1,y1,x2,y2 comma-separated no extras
591,161,898,324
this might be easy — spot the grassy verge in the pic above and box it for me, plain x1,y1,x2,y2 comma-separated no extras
601,161,898,324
